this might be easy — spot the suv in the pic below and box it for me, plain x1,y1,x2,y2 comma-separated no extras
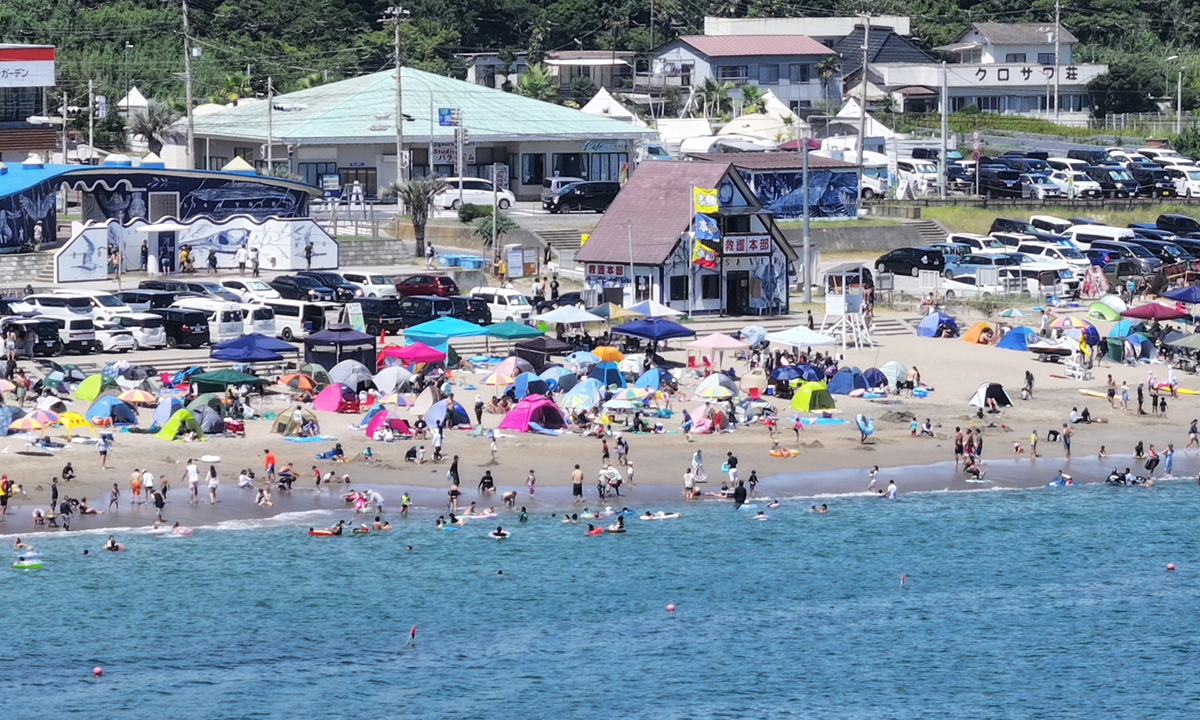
114,289,183,313
41,316,96,355
1082,165,1139,198
541,176,585,207
341,272,398,298
395,274,460,297
1067,148,1120,166
434,177,516,210
14,294,94,317
546,181,621,213
297,271,361,303
1122,237,1196,264
148,308,210,348
943,253,1020,280
447,295,492,325
138,279,191,293
1129,165,1176,197
999,156,1053,176
397,295,455,327
977,165,1021,197
0,316,59,357
1089,240,1162,274
1015,242,1090,274
270,275,336,302
182,281,242,303
220,279,281,302
874,247,946,277
354,297,405,337
469,286,533,322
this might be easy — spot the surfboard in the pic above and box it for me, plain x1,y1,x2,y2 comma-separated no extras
1155,383,1198,395
1078,389,1107,398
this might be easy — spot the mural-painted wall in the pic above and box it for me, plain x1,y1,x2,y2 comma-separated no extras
740,169,858,219
55,215,339,283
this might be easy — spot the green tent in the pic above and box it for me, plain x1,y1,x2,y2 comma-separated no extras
790,381,836,412
300,363,332,386
1088,302,1120,321
155,409,205,441
74,373,120,402
187,393,225,414
485,320,544,340
192,369,263,394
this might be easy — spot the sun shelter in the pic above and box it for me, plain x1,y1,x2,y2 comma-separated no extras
917,313,958,338
212,333,295,354
150,396,183,428
0,406,25,436
191,405,226,434
300,363,333,386
790,381,835,411
635,367,675,390
695,372,739,398
496,356,535,378
497,395,568,433
827,366,868,395
192,369,263,395
74,373,120,402
188,393,224,414
424,398,470,427
535,306,605,325
879,361,907,387
364,409,410,438
304,324,377,368
613,317,696,346
862,367,887,389
378,341,446,368
764,326,837,346
771,364,821,382
372,365,413,394
968,382,1013,408
626,299,684,318
1088,302,1120,321
1164,286,1200,304
311,383,356,412
486,321,544,341
330,359,374,392
403,316,486,353
1121,303,1190,321
996,326,1037,351
155,409,205,441
562,378,604,410
210,344,283,363
515,336,575,368
271,406,318,435
86,396,137,426
541,366,577,392
961,321,996,345
588,361,626,388
513,372,549,399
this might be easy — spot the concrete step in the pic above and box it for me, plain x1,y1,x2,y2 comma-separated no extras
903,218,947,245
336,238,413,268
535,229,586,255
0,250,56,293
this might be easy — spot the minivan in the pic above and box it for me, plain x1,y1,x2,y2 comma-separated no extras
1029,215,1074,235
258,299,328,341
148,308,210,348
447,295,492,325
1129,166,1176,197
0,316,59,357
1122,237,1196,264
546,181,621,214
1062,225,1137,249
110,313,168,350
896,159,940,193
241,305,276,337
469,286,532,322
54,290,134,317
1163,165,1200,197
341,272,398,298
977,165,1021,197
170,298,244,343
541,176,585,208
397,295,455,328
1083,165,1140,198
1067,148,1119,166
434,177,516,210
14,294,94,317
1088,240,1162,273
353,297,405,337
114,289,182,313
41,315,95,355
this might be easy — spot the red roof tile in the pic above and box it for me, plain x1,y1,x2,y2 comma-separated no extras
678,35,834,58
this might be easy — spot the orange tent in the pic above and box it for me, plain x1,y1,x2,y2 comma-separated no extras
961,321,996,345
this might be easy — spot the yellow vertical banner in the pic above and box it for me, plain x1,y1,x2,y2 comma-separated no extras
692,187,718,213
580,233,589,246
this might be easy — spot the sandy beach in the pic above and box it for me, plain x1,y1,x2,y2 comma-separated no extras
1,305,1193,535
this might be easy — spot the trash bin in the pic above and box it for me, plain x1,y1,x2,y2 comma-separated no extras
1106,337,1124,364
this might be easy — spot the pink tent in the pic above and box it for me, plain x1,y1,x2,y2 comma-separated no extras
313,383,358,413
497,395,567,432
495,356,535,378
377,342,446,368
365,410,412,437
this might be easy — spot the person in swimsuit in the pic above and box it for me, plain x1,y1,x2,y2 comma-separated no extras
103,536,120,552
953,427,964,469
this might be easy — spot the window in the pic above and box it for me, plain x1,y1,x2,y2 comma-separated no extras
717,65,748,81
1038,53,1056,65
977,96,1000,112
724,216,751,234
758,64,780,84
1005,53,1027,63
522,153,545,185
789,100,812,112
635,275,652,302
588,152,627,182
788,64,811,83
0,87,39,123
207,156,228,171
234,146,254,161
701,275,721,300
298,161,336,188
669,275,688,301
960,49,982,64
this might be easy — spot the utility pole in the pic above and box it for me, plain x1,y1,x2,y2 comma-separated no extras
856,15,870,207
181,0,195,168
385,6,410,184
88,80,94,165
124,42,132,116
267,77,273,174
1053,0,1061,121
802,144,811,303
457,112,466,207
1179,70,1184,135
492,162,500,269
940,62,948,199
61,89,67,163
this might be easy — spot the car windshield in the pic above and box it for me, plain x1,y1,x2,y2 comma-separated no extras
914,162,937,174
1025,160,1050,172
245,280,272,291
369,275,389,284
1058,247,1085,259
1111,170,1135,181
198,283,224,292
1164,244,1187,257
293,276,322,287
1125,244,1154,258
91,294,123,307
1070,173,1091,182
1008,255,1036,264
508,295,530,306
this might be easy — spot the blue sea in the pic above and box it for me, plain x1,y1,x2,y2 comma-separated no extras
5,481,1200,718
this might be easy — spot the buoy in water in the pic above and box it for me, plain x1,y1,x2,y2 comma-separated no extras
92,667,103,676
1168,563,1176,571
666,603,675,612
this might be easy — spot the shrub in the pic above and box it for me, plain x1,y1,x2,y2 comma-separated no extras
457,203,491,223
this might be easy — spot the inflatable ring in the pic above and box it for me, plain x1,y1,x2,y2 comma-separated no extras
769,449,789,457
855,414,874,436
586,527,604,535
789,449,800,456
308,529,335,536
721,462,730,472
12,560,42,569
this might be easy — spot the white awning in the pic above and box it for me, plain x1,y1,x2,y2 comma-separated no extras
544,58,631,67
136,222,189,233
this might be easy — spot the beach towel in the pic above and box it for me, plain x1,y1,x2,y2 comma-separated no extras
283,435,338,443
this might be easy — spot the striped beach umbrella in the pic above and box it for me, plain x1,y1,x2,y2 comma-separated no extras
118,389,157,405
482,372,514,386
8,415,49,431
1050,316,1093,330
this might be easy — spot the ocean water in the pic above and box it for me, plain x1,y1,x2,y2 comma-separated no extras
5,482,1200,719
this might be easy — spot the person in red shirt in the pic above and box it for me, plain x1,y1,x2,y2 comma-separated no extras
264,449,276,480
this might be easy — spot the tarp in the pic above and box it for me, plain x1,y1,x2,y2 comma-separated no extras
313,383,357,412
155,409,205,441
961,321,995,344
968,382,1013,408
613,317,696,343
587,361,626,388
862,367,887,388
378,341,445,368
879,361,906,387
1163,286,1200,304
635,367,674,390
764,326,837,346
191,404,225,434
330,359,374,391
150,396,183,428
513,372,549,399
86,396,137,425
192,369,263,394
485,321,543,340
626,299,684,318
827,366,867,395
271,406,317,435
497,395,567,432
1088,302,1120,321
917,312,958,338
305,323,376,368
372,365,413,394
0,405,25,436
790,381,835,411
424,398,469,427
74,373,120,402
996,326,1037,351
211,332,295,353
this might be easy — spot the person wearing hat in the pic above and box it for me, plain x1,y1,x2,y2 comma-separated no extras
32,221,43,252
474,395,485,426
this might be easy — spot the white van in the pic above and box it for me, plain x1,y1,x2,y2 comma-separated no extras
1061,225,1136,250
171,298,245,343
110,313,168,350
39,314,96,355
13,294,94,318
1163,165,1200,197
341,272,398,298
1046,157,1090,173
256,299,328,341
54,289,135,318
241,304,276,336
860,164,890,199
468,286,532,322
896,160,940,194
434,177,516,210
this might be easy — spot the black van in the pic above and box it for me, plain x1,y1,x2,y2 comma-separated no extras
397,295,454,328
1067,148,1120,166
116,289,183,312
1129,165,1177,197
0,316,60,356
148,308,210,348
447,295,492,325
139,279,191,293
977,165,1022,197
1083,165,1140,198
546,181,621,213
354,297,405,337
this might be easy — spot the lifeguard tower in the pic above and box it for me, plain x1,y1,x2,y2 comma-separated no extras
820,263,873,350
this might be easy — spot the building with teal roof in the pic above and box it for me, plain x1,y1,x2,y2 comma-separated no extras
164,67,654,201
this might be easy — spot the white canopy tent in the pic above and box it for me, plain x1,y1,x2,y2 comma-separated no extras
535,306,606,325
626,299,683,318
764,326,837,346
835,98,896,139
581,87,647,127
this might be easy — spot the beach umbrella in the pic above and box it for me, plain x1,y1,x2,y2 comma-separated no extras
602,398,638,412
56,412,95,434
379,393,412,406
611,387,650,401
1120,302,1190,321
1049,316,1093,330
535,306,606,325
626,299,684,318
588,303,643,322
593,346,624,362
8,415,49,431
997,307,1026,318
0,379,14,392
482,372,515,386
696,385,735,399
28,409,59,426
279,372,318,391
566,351,601,370
118,388,157,405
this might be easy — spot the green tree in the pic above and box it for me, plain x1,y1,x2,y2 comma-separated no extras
214,72,252,106
515,63,557,102
570,74,599,101
126,100,181,155
694,77,734,119
474,213,519,247
740,84,767,113
1174,126,1200,157
382,175,446,258
816,56,841,107
1088,61,1160,116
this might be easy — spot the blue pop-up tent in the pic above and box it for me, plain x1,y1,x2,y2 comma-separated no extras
212,333,296,353
87,396,138,425
150,396,184,429
424,398,470,427
635,367,675,390
588,361,626,388
996,326,1037,351
827,366,868,395
1164,286,1200,304
513,372,549,399
917,313,958,338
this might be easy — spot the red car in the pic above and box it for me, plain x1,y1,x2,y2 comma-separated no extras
395,274,460,297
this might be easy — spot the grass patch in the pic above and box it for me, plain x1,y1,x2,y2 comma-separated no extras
894,111,1140,141
919,204,1197,235
777,218,900,229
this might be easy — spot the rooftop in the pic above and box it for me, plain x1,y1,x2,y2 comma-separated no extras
687,152,858,170
674,35,835,58
180,67,654,144
959,22,1077,46
833,26,934,74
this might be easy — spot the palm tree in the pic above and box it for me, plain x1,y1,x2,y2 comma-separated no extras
382,175,446,258
126,100,181,155
515,63,557,102
474,213,518,247
215,72,252,106
816,57,841,107
740,85,767,114
695,77,734,119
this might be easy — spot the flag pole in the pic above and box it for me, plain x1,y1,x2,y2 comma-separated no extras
688,185,695,318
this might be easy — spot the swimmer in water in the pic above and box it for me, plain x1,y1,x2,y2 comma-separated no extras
518,507,528,523
767,500,780,508
818,504,828,513
489,526,510,539
13,537,31,551
642,511,654,519
606,516,626,533
435,515,445,528
351,524,370,534
755,511,768,520
103,536,120,552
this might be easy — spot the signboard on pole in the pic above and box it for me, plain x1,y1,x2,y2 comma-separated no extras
345,303,365,332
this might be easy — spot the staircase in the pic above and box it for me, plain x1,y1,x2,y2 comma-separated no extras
873,317,920,337
0,250,56,293
334,238,413,268
535,229,587,258
903,218,947,245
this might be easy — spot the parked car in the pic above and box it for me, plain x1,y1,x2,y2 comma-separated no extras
354,297,406,337
110,313,168,350
182,281,242,303
12,294,94,317
53,289,135,317
469,286,533,321
341,272,398,298
1015,242,1091,275
220,278,282,302
945,233,1008,253
977,165,1022,197
1000,157,1053,177
896,159,941,193
1087,239,1162,274
1020,173,1061,199
988,218,1065,245
40,315,95,355
1162,165,1200,197
942,253,1021,280
434,177,516,210
1129,165,1176,197
874,247,946,277
1003,253,1081,297
1122,237,1196,264
138,279,191,293
92,320,136,353
1137,147,1191,166
395,274,460,298
1082,165,1139,198
0,316,59,357
148,308,210,348
1047,157,1091,172
1029,215,1074,235
929,242,972,262
1047,171,1103,198
447,295,492,325
1153,213,1200,237
269,275,336,302
535,291,585,313
114,289,183,313
297,271,361,303
545,181,621,214
541,176,585,207
397,295,455,327
1067,148,1120,166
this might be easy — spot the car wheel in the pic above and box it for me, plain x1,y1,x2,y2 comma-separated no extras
876,263,887,273
131,340,141,351
911,266,920,277
366,324,379,337
944,290,955,299
862,188,875,200
92,341,103,353
451,200,461,210
50,341,64,357
943,269,955,279
498,199,511,210
165,336,178,349
281,327,294,342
